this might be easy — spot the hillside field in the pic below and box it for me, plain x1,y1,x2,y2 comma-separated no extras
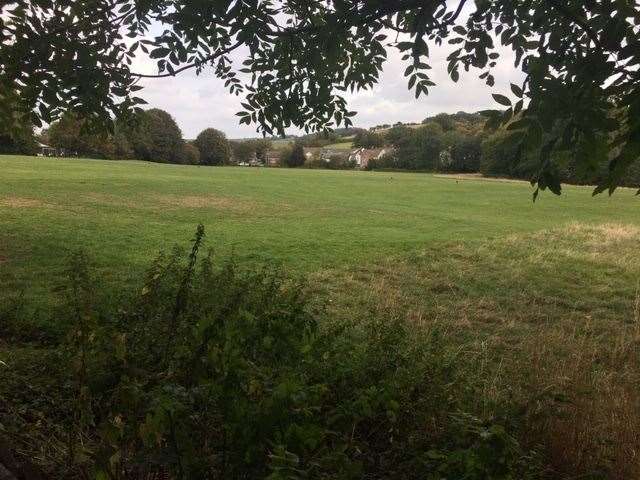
1,154,638,307
2,154,640,478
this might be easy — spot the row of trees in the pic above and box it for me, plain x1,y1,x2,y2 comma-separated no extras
481,126,640,188
362,111,640,188
39,109,233,166
367,113,485,173
20,108,277,167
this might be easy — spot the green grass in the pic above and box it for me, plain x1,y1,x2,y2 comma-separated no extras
270,138,293,150
324,141,354,150
1,154,638,307
2,154,640,477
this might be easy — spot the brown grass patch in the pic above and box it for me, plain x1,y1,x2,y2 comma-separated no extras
79,192,267,214
153,194,258,212
510,321,640,480
563,222,640,245
81,192,141,208
433,173,529,184
0,197,48,208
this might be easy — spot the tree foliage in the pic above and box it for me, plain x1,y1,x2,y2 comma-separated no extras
284,141,306,168
0,90,37,155
128,109,186,163
230,138,273,164
180,142,201,165
47,112,120,158
1,0,639,194
353,131,385,149
194,128,231,166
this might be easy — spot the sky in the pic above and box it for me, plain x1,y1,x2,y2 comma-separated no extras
133,16,525,140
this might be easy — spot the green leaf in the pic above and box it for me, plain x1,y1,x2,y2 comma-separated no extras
452,26,467,35
149,47,170,59
492,94,511,106
510,83,523,98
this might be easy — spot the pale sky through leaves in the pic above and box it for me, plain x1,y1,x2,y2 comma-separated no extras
133,5,525,140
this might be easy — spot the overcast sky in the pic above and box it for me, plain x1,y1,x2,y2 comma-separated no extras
134,20,525,140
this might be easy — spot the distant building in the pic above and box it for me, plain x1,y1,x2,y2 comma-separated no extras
348,147,392,169
303,147,321,160
265,150,282,167
37,143,58,157
320,148,348,161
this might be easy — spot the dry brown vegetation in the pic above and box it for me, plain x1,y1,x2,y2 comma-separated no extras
0,197,50,208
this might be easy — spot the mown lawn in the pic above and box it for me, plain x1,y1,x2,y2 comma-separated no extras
1,154,638,307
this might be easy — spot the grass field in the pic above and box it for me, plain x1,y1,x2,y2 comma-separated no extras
2,154,640,478
1,154,638,306
324,141,354,150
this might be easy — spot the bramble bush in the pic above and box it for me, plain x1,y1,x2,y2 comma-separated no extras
0,226,542,479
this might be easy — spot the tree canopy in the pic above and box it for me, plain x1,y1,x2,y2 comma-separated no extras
195,128,231,165
128,108,186,163
1,1,639,195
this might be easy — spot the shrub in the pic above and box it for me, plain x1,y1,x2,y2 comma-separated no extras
179,142,201,165
366,151,400,170
439,131,482,173
480,129,527,177
194,128,231,165
305,154,355,170
284,141,305,167
47,112,120,159
230,139,256,164
0,227,542,480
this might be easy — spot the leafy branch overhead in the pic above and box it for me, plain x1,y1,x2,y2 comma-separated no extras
1,0,639,195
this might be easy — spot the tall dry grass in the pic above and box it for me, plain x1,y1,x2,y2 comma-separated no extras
315,223,640,479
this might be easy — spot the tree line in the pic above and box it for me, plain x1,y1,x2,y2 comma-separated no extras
358,112,640,188
3,106,639,187
41,109,263,166
0,106,275,167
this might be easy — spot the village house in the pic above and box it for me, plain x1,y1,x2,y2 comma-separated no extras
348,147,392,169
264,150,282,167
37,143,75,157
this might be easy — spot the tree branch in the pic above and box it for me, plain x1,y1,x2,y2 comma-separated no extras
130,40,243,78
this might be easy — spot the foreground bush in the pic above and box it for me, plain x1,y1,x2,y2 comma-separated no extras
0,227,540,479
